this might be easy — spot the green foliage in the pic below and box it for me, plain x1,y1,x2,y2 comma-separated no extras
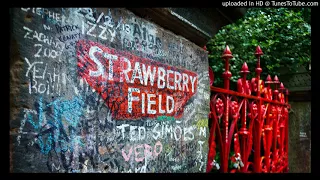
207,8,311,89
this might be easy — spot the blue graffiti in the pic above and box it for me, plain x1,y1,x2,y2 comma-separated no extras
47,96,83,128
25,96,85,154
37,133,54,154
26,97,44,130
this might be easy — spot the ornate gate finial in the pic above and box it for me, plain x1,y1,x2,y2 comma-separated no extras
272,75,280,101
222,45,233,90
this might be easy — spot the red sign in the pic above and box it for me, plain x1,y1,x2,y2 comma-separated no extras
77,40,198,120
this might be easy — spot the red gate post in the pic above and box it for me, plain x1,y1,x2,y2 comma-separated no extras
221,45,233,173
271,75,280,172
277,82,286,172
253,46,263,173
263,75,273,172
279,83,286,158
238,62,250,172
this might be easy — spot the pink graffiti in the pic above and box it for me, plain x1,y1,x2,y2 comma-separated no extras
121,141,163,162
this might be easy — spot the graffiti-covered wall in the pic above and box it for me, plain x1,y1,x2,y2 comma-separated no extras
10,8,210,173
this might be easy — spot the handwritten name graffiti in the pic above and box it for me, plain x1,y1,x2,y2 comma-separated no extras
55,24,81,50
122,23,163,56
116,123,195,142
17,96,85,154
75,8,122,43
55,24,79,34
74,8,164,58
23,26,64,55
21,8,61,24
56,25,80,41
121,141,162,162
77,39,198,120
22,24,66,95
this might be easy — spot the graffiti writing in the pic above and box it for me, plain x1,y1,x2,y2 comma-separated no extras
17,96,85,154
21,8,61,24
77,39,198,119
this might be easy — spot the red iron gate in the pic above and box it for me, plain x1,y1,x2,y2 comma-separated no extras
206,45,290,173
